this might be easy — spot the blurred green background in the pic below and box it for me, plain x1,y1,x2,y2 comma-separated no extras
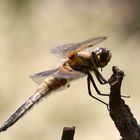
0,0,140,140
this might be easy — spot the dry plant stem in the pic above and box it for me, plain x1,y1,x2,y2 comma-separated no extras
108,66,140,140
61,127,75,140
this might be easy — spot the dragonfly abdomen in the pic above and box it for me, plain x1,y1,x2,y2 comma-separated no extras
0,77,68,132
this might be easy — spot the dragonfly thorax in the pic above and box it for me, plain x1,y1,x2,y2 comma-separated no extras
66,53,95,74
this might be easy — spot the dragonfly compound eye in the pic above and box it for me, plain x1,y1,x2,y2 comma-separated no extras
94,48,111,68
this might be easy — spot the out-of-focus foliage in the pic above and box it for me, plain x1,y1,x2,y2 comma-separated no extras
0,0,140,140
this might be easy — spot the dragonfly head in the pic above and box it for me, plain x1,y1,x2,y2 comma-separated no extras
93,47,112,68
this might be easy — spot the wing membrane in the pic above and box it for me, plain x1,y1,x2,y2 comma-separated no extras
51,43,79,58
29,68,58,85
53,66,85,79
30,67,85,85
77,36,107,52
51,36,107,58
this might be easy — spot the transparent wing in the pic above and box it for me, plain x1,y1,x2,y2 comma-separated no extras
29,68,58,85
51,36,107,58
76,36,107,52
53,66,85,79
30,66,85,85
29,67,85,85
51,43,79,58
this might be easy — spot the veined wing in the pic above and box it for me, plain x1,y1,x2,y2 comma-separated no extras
53,66,85,79
30,68,58,85
51,43,79,58
30,66,85,85
51,36,107,58
76,36,107,52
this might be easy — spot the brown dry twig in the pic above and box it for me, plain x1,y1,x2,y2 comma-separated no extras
60,66,140,140
108,66,140,140
61,127,75,140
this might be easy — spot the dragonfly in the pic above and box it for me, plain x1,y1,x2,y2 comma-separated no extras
0,36,112,132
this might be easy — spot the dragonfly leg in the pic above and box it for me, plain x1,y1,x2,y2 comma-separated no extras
87,71,110,96
90,71,130,98
94,69,108,84
87,72,109,108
